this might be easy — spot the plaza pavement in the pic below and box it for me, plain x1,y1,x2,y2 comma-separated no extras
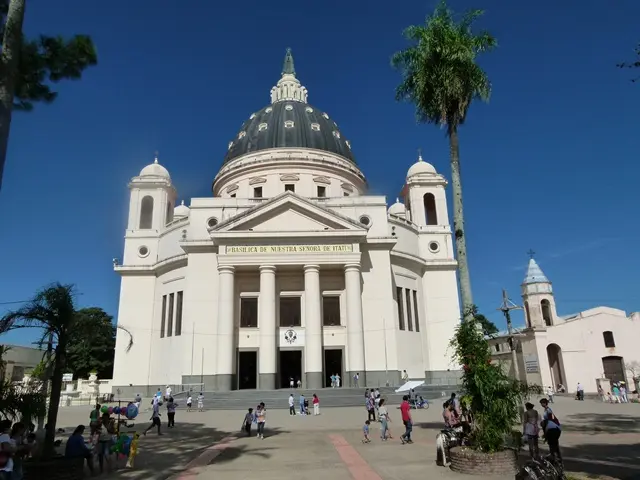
54,395,640,480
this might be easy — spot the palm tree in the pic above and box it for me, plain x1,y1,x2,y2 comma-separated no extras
392,0,496,319
1,283,133,457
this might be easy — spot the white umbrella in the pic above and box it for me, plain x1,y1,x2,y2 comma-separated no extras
395,380,425,393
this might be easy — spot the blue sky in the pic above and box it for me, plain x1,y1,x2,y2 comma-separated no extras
1,0,639,345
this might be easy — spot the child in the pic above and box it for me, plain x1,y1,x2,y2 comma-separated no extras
197,392,204,412
242,408,254,436
186,394,193,412
362,420,371,443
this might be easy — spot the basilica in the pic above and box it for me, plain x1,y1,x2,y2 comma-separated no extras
111,50,461,395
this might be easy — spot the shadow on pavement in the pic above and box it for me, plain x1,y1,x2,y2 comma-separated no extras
55,417,290,480
558,442,640,480
561,413,640,434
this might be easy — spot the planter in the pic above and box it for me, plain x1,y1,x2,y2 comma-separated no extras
449,446,518,476
23,456,85,480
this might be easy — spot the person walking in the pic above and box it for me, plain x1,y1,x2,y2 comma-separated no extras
335,374,341,387
312,394,320,415
288,394,296,415
299,394,306,415
166,397,177,428
255,403,266,439
353,373,359,388
620,384,628,403
197,392,205,412
539,398,562,464
546,386,554,404
400,395,413,444
241,408,253,436
378,399,391,441
576,383,584,401
523,402,540,459
143,399,162,436
366,394,375,422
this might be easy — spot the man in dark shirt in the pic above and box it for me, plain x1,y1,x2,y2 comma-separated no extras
65,425,94,474
400,395,413,444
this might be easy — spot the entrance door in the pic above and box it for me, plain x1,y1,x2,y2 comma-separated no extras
324,349,343,387
238,351,257,390
602,356,626,385
279,350,302,388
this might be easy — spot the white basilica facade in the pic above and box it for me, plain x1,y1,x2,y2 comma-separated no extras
111,50,461,394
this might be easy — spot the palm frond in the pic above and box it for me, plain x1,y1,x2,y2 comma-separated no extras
117,325,134,353
391,0,496,130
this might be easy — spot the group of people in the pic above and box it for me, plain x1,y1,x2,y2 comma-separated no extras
599,382,630,403
288,393,320,415
0,420,53,480
362,394,413,445
523,398,562,465
241,403,267,439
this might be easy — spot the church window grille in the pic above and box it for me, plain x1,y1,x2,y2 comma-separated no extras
284,120,294,128
167,293,174,337
413,290,420,332
280,297,301,327
405,289,413,331
285,184,295,193
423,193,438,225
165,202,173,225
322,296,341,326
396,287,405,330
160,295,167,338
253,187,263,198
524,301,531,328
603,331,615,348
541,299,552,326
317,186,326,198
311,123,320,131
175,291,183,336
139,195,154,229
258,123,268,131
240,298,258,328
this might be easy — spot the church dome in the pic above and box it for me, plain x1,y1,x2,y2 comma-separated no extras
174,200,190,217
407,154,436,178
140,157,170,179
223,49,355,165
388,198,406,216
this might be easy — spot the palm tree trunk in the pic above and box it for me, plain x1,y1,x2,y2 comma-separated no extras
448,124,474,319
43,341,65,457
0,0,26,190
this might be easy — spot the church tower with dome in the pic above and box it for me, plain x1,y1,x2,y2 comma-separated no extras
111,50,462,395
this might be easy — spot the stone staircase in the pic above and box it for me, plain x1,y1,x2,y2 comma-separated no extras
172,384,458,410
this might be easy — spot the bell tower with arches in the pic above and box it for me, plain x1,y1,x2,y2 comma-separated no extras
521,251,558,329
403,152,449,228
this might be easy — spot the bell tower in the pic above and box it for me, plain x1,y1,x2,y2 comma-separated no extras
521,251,558,329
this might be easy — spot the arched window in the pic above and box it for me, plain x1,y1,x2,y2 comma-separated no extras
165,202,173,225
524,301,531,328
423,193,438,225
541,299,552,326
603,331,616,348
139,195,154,229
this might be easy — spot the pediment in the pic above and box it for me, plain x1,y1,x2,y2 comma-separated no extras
211,192,366,234
313,176,331,185
280,173,300,182
249,176,267,185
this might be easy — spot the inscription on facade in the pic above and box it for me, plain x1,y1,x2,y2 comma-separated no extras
226,244,354,254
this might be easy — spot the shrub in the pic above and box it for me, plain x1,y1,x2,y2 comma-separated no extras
450,306,534,452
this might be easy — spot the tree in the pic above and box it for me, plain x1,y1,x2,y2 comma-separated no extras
617,43,640,83
475,312,499,336
66,307,116,379
392,0,496,319
0,283,132,457
0,0,98,190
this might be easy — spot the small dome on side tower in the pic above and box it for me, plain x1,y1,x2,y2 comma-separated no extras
407,153,436,178
140,156,171,179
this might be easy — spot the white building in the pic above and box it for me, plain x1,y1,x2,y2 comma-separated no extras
489,257,640,394
111,50,461,395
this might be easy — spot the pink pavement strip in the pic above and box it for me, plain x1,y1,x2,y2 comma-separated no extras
329,434,384,480
171,435,238,479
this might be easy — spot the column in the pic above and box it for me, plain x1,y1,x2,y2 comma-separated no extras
216,265,235,391
304,265,323,389
345,263,366,386
258,265,277,389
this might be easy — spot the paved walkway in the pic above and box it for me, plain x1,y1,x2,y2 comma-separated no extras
54,396,640,480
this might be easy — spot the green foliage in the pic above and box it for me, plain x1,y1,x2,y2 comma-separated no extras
66,307,116,379
391,0,497,129
617,43,640,83
467,305,499,336
450,306,528,452
0,0,98,110
0,380,46,423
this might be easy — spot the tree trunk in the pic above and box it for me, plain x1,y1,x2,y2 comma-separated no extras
448,124,474,319
43,341,64,458
0,0,26,191
37,333,53,430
